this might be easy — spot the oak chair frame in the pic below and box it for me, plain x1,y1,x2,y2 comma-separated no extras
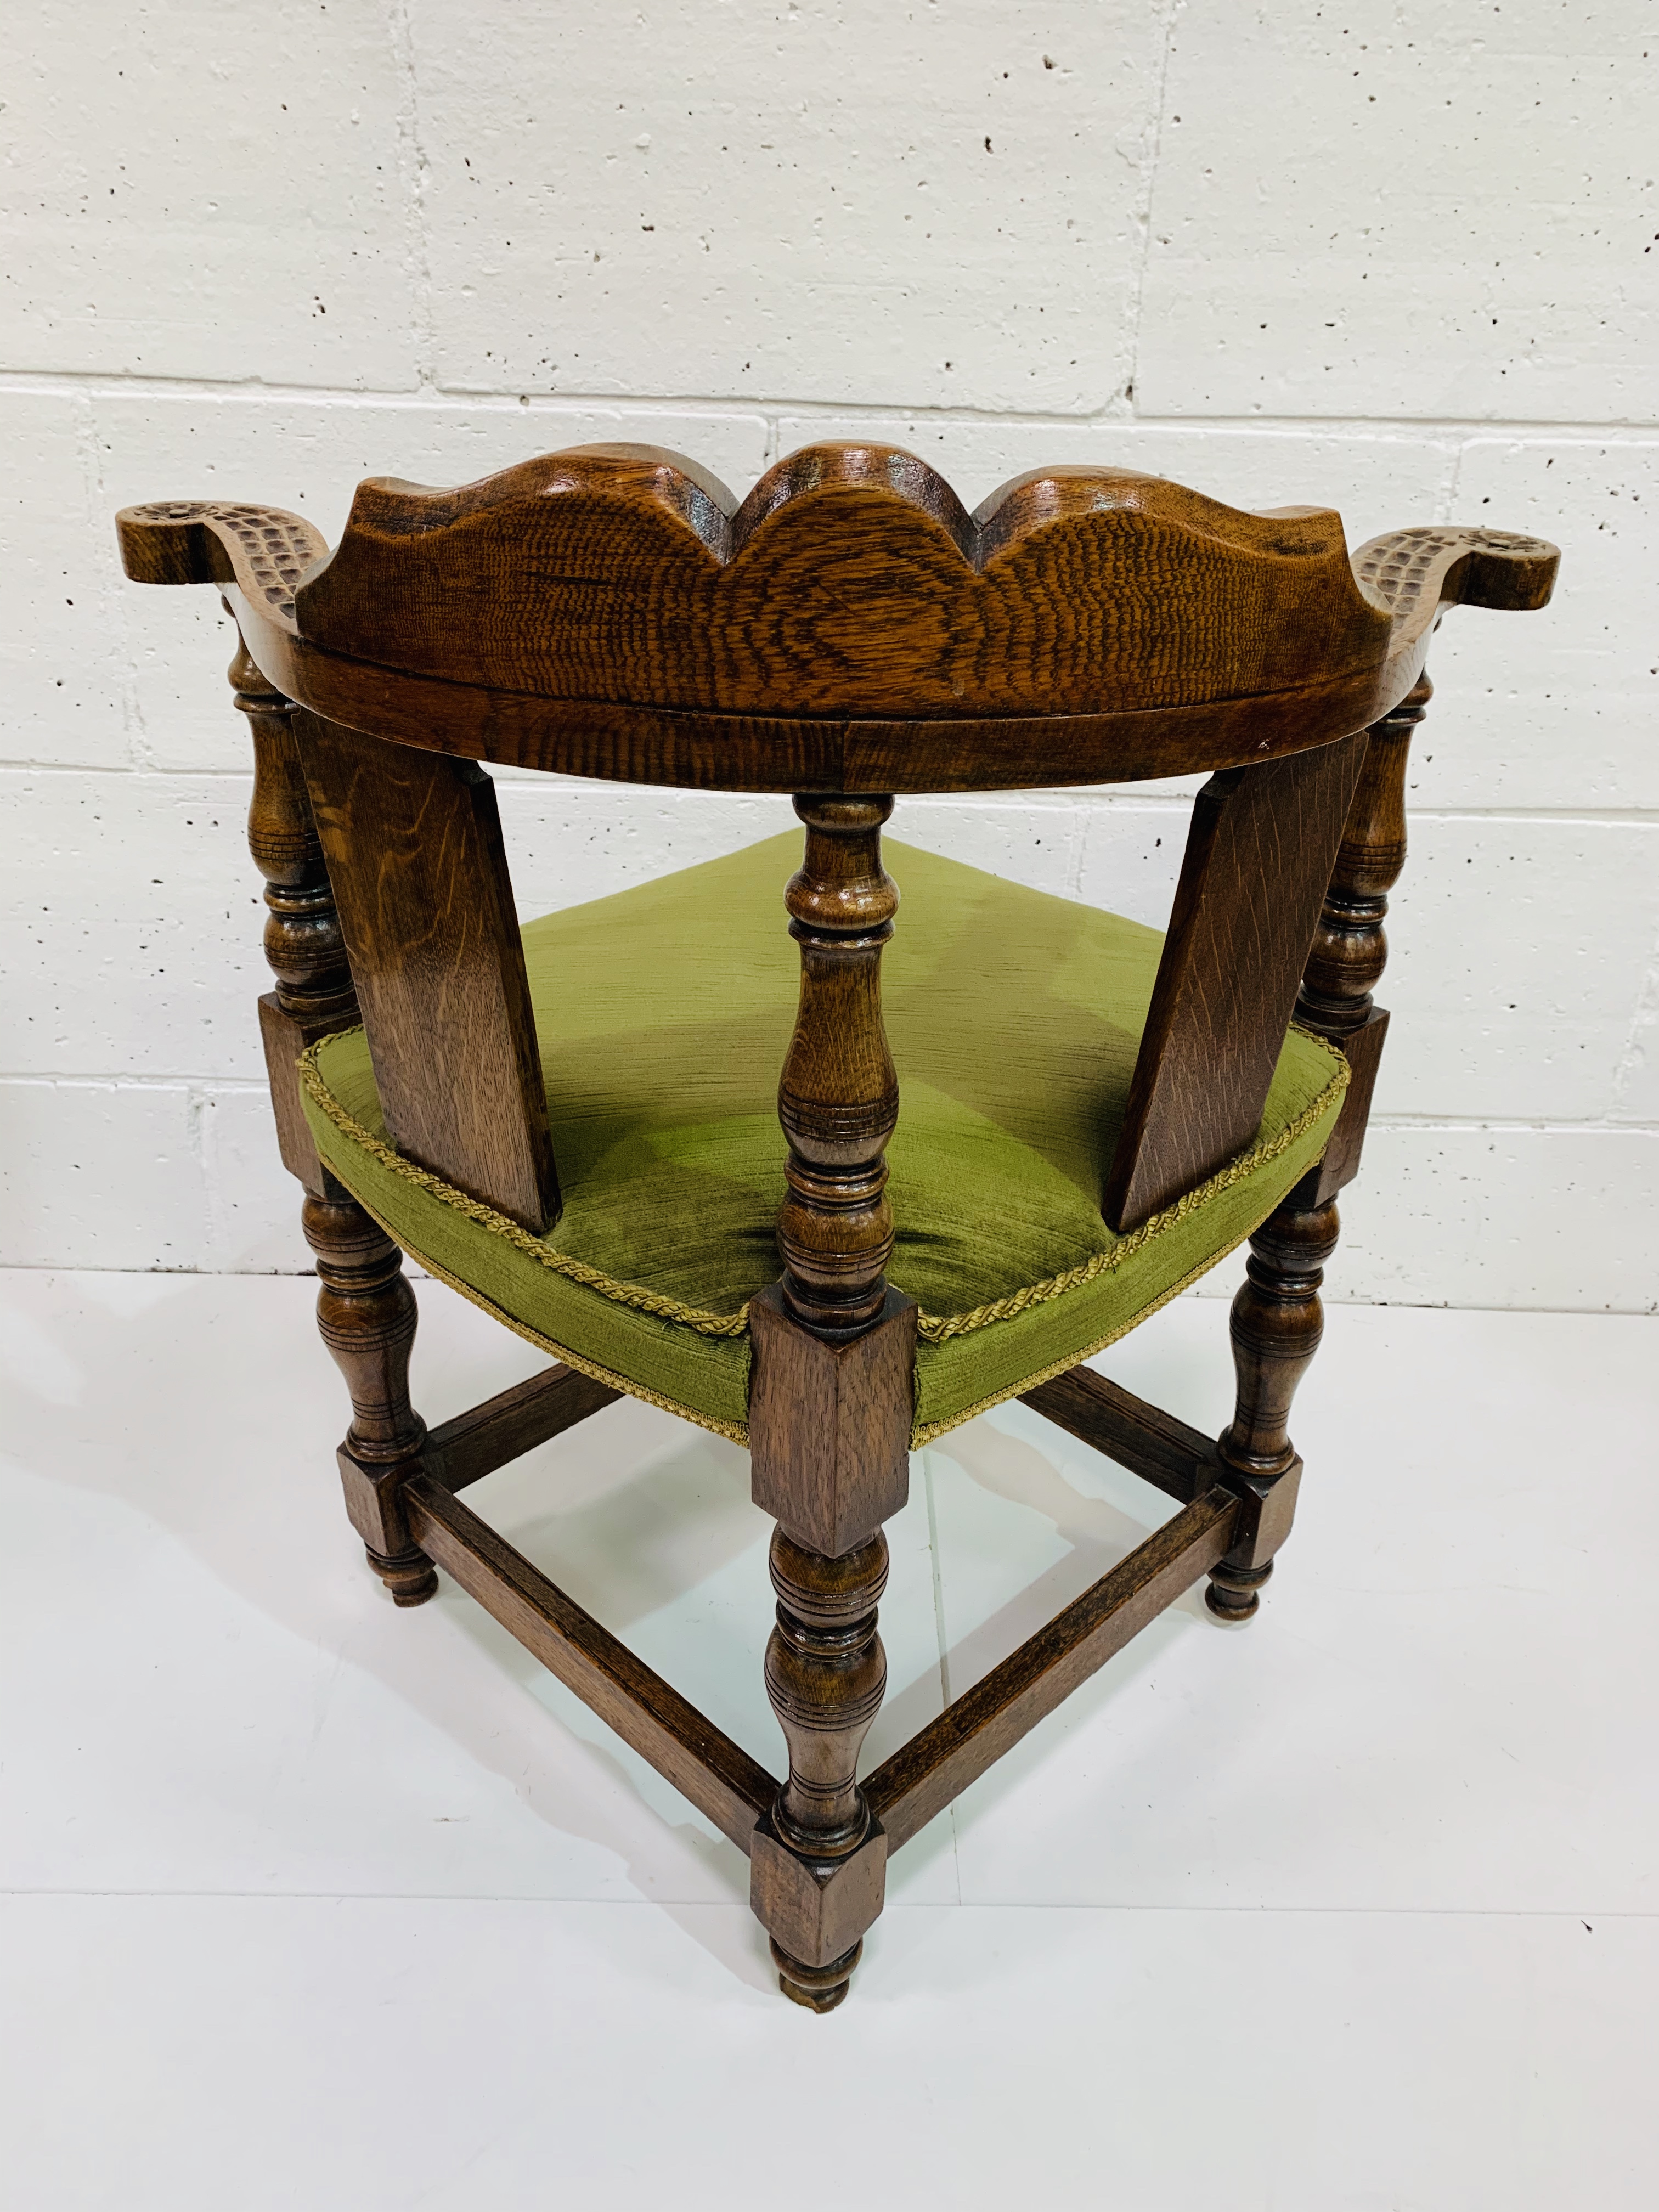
118,448,1556,2009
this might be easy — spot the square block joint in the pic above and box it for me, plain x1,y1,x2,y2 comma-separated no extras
748,1283,916,1556
749,1813,888,1969
1219,1457,1304,1571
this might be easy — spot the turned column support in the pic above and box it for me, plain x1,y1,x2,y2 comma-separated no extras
229,620,358,1195
1208,678,1431,1620
748,795,915,2012
302,1193,437,1607
1207,1198,1340,1621
1290,671,1432,1204
230,620,432,1605
774,794,901,1337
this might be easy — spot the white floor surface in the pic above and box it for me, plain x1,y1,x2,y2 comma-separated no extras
1,1268,1654,2209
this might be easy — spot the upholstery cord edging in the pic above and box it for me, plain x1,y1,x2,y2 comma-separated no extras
296,1030,1349,1348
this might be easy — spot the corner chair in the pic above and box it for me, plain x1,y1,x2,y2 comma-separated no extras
117,445,1557,2009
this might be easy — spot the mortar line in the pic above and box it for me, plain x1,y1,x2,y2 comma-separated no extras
5,765,1654,830
1122,0,1183,417
383,0,438,391
4,370,1654,443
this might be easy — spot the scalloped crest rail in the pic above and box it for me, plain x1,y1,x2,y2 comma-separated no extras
116,441,1558,2011
117,442,1557,791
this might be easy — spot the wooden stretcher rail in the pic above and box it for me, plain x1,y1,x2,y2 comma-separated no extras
864,1486,1240,1850
422,1362,623,1494
1018,1365,1222,1504
402,1474,778,1853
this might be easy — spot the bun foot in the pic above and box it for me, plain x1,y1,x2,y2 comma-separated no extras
771,1938,861,2013
1206,1558,1272,1622
366,1543,438,1606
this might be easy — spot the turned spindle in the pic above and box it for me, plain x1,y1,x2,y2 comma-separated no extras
1207,676,1433,1621
750,794,912,2011
766,1527,890,1858
302,1193,436,1606
233,630,357,1032
229,625,358,1192
1299,672,1429,1038
775,795,901,1337
1208,1198,1340,1621
763,1527,890,2013
230,623,433,1605
1290,673,1432,1198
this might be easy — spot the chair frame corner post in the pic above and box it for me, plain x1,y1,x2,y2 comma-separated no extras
1208,675,1432,1621
228,618,435,1606
746,795,916,2012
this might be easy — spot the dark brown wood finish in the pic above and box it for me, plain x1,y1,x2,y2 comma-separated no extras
403,1475,778,1851
748,1284,916,1555
115,447,1561,2009
294,445,1392,718
774,797,901,1336
1018,1367,1221,1505
865,1488,1240,1849
302,1191,436,1606
1103,731,1367,1231
116,488,1559,796
294,715,560,1234
423,1363,623,1496
747,793,916,2010
230,629,357,1194
1206,1198,1341,1620
1290,674,1432,1204
227,614,441,1609
193,625,1478,794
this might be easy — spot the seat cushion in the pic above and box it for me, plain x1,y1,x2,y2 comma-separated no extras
300,834,1347,1444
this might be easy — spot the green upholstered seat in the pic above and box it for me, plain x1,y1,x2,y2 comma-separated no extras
300,835,1347,1445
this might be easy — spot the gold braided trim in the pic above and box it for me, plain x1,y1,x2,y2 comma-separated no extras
300,1026,1347,1351
298,1040,751,1340
910,1194,1280,1447
356,1197,752,1446
915,1032,1348,1344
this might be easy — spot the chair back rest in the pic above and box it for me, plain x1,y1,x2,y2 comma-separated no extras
296,717,560,1233
292,441,1391,719
116,447,1559,1243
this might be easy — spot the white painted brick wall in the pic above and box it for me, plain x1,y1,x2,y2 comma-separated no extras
3,1,1654,1312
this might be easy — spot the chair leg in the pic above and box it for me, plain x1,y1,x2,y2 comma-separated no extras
301,1189,437,1607
759,1525,890,2012
1207,1196,1340,1621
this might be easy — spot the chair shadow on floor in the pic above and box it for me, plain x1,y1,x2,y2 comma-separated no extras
1,1266,1226,1996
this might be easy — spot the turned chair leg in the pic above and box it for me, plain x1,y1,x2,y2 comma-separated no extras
1208,1197,1340,1621
761,1526,890,2011
302,1190,437,1606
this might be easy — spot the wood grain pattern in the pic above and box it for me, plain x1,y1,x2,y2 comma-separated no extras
764,1526,889,1858
117,479,1558,800
747,1284,916,1556
294,443,1391,718
294,714,560,1234
403,1473,778,1852
1208,1199,1341,1621
231,627,359,1198
114,450,1562,2008
750,1816,886,2008
423,1363,623,1495
1019,1365,1221,1505
302,1190,437,1607
117,499,326,614
775,796,901,1336
222,607,1446,794
864,1487,1240,1850
1289,674,1432,1207
1103,731,1367,1232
